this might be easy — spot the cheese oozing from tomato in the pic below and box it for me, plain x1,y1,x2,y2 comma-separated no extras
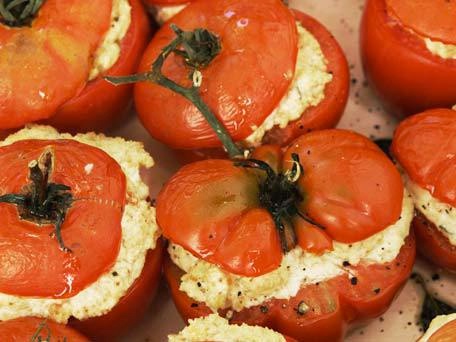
403,173,456,246
0,126,160,323
168,191,413,312
89,0,132,80
418,314,456,342
244,21,333,146
151,4,187,25
424,38,456,60
168,314,286,342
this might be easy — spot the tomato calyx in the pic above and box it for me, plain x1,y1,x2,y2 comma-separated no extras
106,24,242,158
235,153,324,253
0,0,43,27
413,273,456,331
0,149,74,252
31,319,52,342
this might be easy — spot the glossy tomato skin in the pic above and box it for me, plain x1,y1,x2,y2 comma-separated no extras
70,239,164,341
164,234,415,342
42,0,151,133
262,10,349,147
360,0,456,117
0,317,89,342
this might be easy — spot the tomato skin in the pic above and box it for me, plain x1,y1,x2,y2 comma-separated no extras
135,0,298,149
69,239,164,341
360,0,456,117
263,10,349,147
413,213,456,272
164,234,415,342
428,319,456,342
144,0,190,5
43,0,151,133
0,317,89,342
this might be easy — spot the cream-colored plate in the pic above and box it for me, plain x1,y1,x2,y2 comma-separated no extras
117,0,456,340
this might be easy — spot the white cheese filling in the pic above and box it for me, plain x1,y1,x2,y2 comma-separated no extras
244,22,333,146
418,313,456,342
403,173,456,246
168,314,285,342
0,125,160,323
169,191,413,312
151,4,187,25
88,0,132,80
425,38,456,60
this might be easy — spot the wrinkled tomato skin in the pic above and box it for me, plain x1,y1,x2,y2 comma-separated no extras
360,0,456,117
413,213,456,272
70,239,164,341
43,0,151,133
164,235,415,342
0,317,89,342
263,10,349,146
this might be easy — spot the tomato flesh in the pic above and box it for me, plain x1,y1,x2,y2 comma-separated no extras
0,140,125,298
135,0,297,149
386,0,456,44
0,317,88,341
0,1,112,129
392,109,456,208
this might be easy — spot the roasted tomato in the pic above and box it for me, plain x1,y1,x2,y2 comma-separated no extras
133,0,348,153
360,0,456,117
0,317,89,341
142,0,192,26
158,129,415,341
419,314,456,342
0,0,150,132
0,127,162,340
392,108,456,272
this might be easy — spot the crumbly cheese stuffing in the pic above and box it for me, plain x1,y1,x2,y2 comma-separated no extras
418,314,456,342
169,191,413,312
424,38,456,60
244,21,333,146
168,314,285,342
89,0,132,80
151,4,187,25
0,125,160,323
403,173,456,246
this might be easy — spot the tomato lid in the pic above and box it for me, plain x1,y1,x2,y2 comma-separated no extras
392,108,456,207
136,0,298,149
0,317,89,341
386,0,456,44
0,140,126,298
0,0,112,129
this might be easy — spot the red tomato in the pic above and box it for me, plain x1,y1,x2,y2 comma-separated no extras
0,139,163,339
157,129,404,276
144,0,190,5
135,0,348,150
360,0,456,116
0,0,150,132
0,317,88,341
392,108,456,271
164,234,415,342
428,318,456,342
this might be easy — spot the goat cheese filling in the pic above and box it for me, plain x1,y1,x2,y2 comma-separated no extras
0,125,160,323
244,21,333,146
425,38,456,60
168,314,285,342
169,191,413,312
152,4,187,25
89,0,132,80
403,173,456,246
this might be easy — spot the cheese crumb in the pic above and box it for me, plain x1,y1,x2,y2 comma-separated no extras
425,38,456,60
244,21,333,146
0,125,160,323
168,314,285,342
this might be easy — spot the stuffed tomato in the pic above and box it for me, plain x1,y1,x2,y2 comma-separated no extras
392,108,456,272
0,0,150,132
0,317,89,341
419,314,456,342
360,0,456,116
168,314,296,342
157,129,415,342
135,0,349,154
0,126,162,340
142,0,191,25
